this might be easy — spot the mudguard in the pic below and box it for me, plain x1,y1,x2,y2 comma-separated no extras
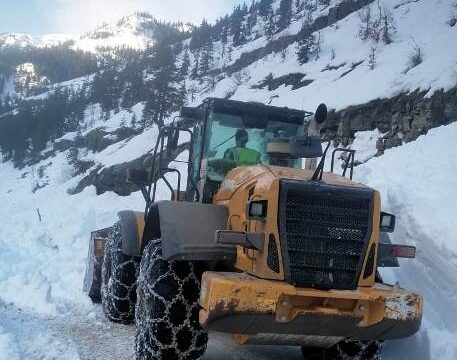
118,211,145,257
155,201,236,261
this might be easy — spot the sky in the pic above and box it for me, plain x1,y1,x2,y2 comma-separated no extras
0,0,246,35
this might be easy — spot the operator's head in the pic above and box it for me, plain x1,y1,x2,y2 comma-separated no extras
235,129,249,147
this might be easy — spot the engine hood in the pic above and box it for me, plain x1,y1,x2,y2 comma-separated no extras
214,164,369,202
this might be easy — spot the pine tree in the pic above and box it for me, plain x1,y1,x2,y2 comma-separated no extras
297,27,318,64
131,113,137,128
358,6,379,42
258,0,273,19
221,26,229,57
266,12,276,38
188,84,198,103
142,42,185,128
231,5,246,46
246,2,258,33
190,19,211,51
295,0,305,13
4,94,12,112
199,42,214,75
179,49,191,78
369,47,376,70
277,0,293,31
120,115,127,127
315,31,321,60
191,51,200,79
380,5,396,44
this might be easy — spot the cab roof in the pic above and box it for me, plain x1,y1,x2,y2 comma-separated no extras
200,98,309,125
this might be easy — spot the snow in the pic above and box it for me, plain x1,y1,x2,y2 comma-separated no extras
0,118,456,359
0,324,20,360
0,154,144,316
351,129,383,163
85,125,158,168
0,13,156,55
86,102,145,133
354,122,457,360
1,0,457,358
0,33,37,49
0,75,15,101
188,0,457,114
23,74,95,102
356,123,457,254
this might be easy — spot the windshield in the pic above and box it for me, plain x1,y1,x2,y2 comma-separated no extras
205,111,304,181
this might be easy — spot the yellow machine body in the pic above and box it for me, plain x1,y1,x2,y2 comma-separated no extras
198,164,423,345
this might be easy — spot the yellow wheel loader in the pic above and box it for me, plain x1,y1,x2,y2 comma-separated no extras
84,98,422,360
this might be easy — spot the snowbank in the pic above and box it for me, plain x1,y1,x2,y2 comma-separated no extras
355,122,457,360
0,154,144,316
0,324,20,360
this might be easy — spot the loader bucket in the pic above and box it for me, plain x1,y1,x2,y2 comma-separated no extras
83,228,110,302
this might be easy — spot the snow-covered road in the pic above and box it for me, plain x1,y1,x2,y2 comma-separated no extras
0,303,307,360
0,302,439,360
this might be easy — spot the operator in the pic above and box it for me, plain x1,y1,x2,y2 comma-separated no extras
223,129,261,166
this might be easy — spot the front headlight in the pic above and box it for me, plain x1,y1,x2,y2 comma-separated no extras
380,212,396,232
247,200,268,220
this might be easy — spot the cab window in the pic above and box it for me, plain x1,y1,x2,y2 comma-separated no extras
204,110,303,181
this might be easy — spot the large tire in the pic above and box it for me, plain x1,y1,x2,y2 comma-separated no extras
101,221,140,324
302,340,383,360
135,239,208,360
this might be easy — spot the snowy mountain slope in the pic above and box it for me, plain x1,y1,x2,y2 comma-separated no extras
70,0,457,192
3,0,456,119
187,0,457,112
69,13,160,53
0,13,186,54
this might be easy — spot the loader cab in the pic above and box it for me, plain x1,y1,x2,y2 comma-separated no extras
182,98,312,203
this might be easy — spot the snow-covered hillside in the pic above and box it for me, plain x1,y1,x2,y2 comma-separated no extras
0,13,177,53
185,0,457,112
3,0,456,112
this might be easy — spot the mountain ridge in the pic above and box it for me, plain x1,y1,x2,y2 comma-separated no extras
0,12,190,54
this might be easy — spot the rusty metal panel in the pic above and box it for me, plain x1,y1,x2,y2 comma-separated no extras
83,228,110,302
199,271,423,341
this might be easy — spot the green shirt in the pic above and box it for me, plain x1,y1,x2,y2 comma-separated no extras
224,147,261,166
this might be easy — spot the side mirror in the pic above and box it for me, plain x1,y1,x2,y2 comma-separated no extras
380,212,396,233
314,103,328,124
180,106,199,119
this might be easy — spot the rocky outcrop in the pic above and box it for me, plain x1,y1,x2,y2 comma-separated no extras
70,142,189,196
321,86,457,153
252,72,313,91
52,127,141,160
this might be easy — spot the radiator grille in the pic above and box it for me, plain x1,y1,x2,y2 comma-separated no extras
279,181,373,290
